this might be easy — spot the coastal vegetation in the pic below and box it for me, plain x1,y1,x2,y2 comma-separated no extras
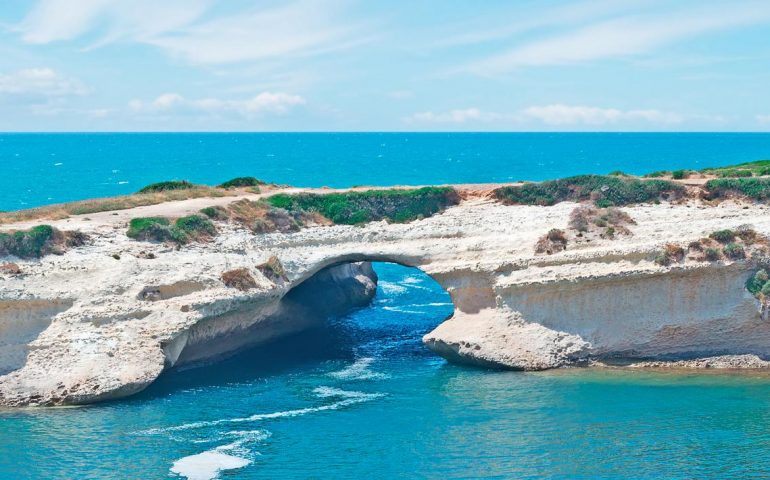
657,226,768,266
127,215,216,244
534,228,568,255
701,160,770,177
568,205,635,239
704,178,770,201
494,175,684,207
257,255,288,283
0,225,87,258
266,187,460,225
137,180,195,194
218,177,265,189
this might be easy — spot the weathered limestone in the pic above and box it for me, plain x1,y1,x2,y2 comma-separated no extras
4,187,770,406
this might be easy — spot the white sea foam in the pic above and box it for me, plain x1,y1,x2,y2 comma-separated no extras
170,449,250,480
381,306,425,314
138,388,383,435
402,275,424,285
329,358,389,381
378,281,407,295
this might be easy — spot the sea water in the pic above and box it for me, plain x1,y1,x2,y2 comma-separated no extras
2,132,770,210
3,134,770,479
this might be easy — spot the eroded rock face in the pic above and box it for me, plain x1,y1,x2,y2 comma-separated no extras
424,307,590,370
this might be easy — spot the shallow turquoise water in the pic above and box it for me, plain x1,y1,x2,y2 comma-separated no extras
2,132,770,210
4,264,770,479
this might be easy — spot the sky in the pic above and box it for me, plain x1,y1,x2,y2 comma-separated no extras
0,0,769,132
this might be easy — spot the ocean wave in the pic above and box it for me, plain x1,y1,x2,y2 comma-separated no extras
138,388,384,435
328,358,389,381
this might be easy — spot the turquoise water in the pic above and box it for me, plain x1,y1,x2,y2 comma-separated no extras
4,264,770,479
2,132,770,210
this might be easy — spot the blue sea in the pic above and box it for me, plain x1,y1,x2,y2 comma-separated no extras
4,133,770,479
2,132,770,210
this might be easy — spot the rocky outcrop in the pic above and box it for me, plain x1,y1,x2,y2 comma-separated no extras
5,187,770,406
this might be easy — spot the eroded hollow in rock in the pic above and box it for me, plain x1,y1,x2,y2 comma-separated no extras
0,299,73,375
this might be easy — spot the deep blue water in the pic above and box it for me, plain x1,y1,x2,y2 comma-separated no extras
4,134,770,479
2,132,770,210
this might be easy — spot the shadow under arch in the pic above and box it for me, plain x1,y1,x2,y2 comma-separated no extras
133,260,455,403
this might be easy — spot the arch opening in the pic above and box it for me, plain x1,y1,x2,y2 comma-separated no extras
143,261,454,398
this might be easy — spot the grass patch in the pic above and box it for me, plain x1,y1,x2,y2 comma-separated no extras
137,180,195,194
218,177,265,189
266,187,459,225
493,175,684,207
702,160,770,177
127,215,216,244
221,268,258,291
0,225,87,258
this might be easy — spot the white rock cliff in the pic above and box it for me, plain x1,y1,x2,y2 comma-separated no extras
2,188,770,406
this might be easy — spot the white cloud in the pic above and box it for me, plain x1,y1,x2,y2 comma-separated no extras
405,108,507,124
130,92,306,117
18,0,210,44
757,114,770,125
17,0,369,64
405,104,693,126
522,104,683,125
0,68,89,97
463,2,770,75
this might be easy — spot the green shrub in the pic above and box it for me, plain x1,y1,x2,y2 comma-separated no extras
718,169,753,178
704,247,721,261
653,252,672,266
0,225,54,258
137,180,195,194
762,282,770,296
705,178,770,200
218,177,265,189
709,229,735,244
0,225,87,258
671,170,688,180
127,217,172,241
266,187,459,225
723,242,746,260
173,215,217,242
199,206,227,219
127,215,216,244
747,269,769,295
644,170,668,178
608,170,627,176
493,175,684,207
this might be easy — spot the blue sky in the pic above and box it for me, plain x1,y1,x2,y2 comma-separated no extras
1,0,770,131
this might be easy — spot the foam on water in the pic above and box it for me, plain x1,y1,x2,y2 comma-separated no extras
170,449,250,480
328,358,390,381
139,387,384,435
378,281,407,295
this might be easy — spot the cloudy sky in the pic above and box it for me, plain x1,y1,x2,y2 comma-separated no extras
1,0,769,131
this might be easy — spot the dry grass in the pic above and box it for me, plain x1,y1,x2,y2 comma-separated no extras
221,268,258,291
535,228,568,255
0,187,238,226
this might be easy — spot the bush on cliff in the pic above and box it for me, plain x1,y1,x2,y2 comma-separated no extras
709,229,736,244
704,178,770,201
535,228,568,255
747,269,769,295
723,242,746,260
218,177,265,190
0,225,87,258
493,175,684,207
266,187,460,225
137,180,195,194
127,215,216,244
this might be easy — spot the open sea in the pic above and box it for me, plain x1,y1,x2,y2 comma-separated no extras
3,133,770,479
